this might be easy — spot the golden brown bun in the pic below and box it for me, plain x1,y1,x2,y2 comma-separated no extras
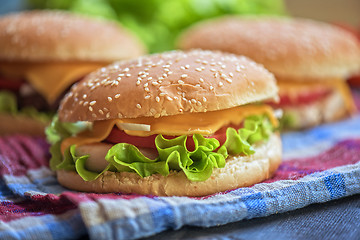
179,17,360,81
59,50,278,122
0,114,47,136
0,10,146,62
56,133,281,196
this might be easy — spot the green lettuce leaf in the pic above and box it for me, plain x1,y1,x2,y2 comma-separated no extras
0,90,53,123
50,114,274,182
46,115,90,170
0,91,17,114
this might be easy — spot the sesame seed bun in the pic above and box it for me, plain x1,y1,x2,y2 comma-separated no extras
56,133,281,196
178,17,360,81
58,50,278,122
0,10,146,62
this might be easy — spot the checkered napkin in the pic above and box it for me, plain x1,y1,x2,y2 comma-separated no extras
1,96,360,240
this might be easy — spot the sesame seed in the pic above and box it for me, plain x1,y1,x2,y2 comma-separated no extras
199,78,204,83
108,97,113,102
83,101,88,106
117,113,123,118
210,86,214,90
155,96,160,102
229,72,234,77
136,81,141,86
219,82,224,87
163,73,168,78
191,99,197,104
115,94,121,98
145,87,150,92
178,80,184,84
195,68,202,72
106,113,110,118
168,71,173,75
210,68,217,72
167,96,173,101
148,77,153,81
195,59,201,63
123,67,129,72
195,84,200,87
197,101,202,106
177,86,182,91
126,74,131,77
221,74,227,79
185,65,190,69
152,81,159,86
136,104,142,109
99,109,104,115
119,73,125,77
104,107,109,112
159,92,166,96
145,95,151,99
174,96,179,100
90,101,96,106
89,106,93,112
179,109,183,112
83,94,87,99
203,97,207,102
164,68,169,72
226,78,232,83
92,113,97,118
181,74,188,79
144,83,149,87
180,66,185,70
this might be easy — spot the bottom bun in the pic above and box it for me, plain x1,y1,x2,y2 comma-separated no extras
57,133,282,196
282,89,353,130
0,114,47,136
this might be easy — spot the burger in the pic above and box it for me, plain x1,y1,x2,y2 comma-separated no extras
178,17,360,129
47,50,282,196
0,10,146,135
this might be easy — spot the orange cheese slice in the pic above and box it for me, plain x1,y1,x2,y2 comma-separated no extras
0,62,106,103
61,104,278,152
277,79,356,114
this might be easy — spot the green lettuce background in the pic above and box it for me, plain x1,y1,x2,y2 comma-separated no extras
27,0,286,53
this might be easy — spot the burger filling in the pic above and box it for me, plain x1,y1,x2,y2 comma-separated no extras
269,79,356,128
0,61,105,119
47,104,278,182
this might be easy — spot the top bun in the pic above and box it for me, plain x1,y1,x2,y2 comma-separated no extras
178,17,360,81
59,50,278,122
0,10,146,62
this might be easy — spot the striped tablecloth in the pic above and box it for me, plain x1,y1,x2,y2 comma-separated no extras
1,91,360,240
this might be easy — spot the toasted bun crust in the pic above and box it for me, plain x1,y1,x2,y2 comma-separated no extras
56,133,281,196
0,114,46,136
59,50,278,122
0,10,146,62
179,17,360,80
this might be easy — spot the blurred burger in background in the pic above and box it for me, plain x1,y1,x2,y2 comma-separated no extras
0,10,146,136
178,17,360,129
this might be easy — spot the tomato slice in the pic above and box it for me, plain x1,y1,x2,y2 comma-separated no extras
105,123,241,151
0,76,24,92
348,75,360,87
271,88,332,107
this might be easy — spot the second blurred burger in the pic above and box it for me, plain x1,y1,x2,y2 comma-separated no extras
179,17,360,129
0,10,146,135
